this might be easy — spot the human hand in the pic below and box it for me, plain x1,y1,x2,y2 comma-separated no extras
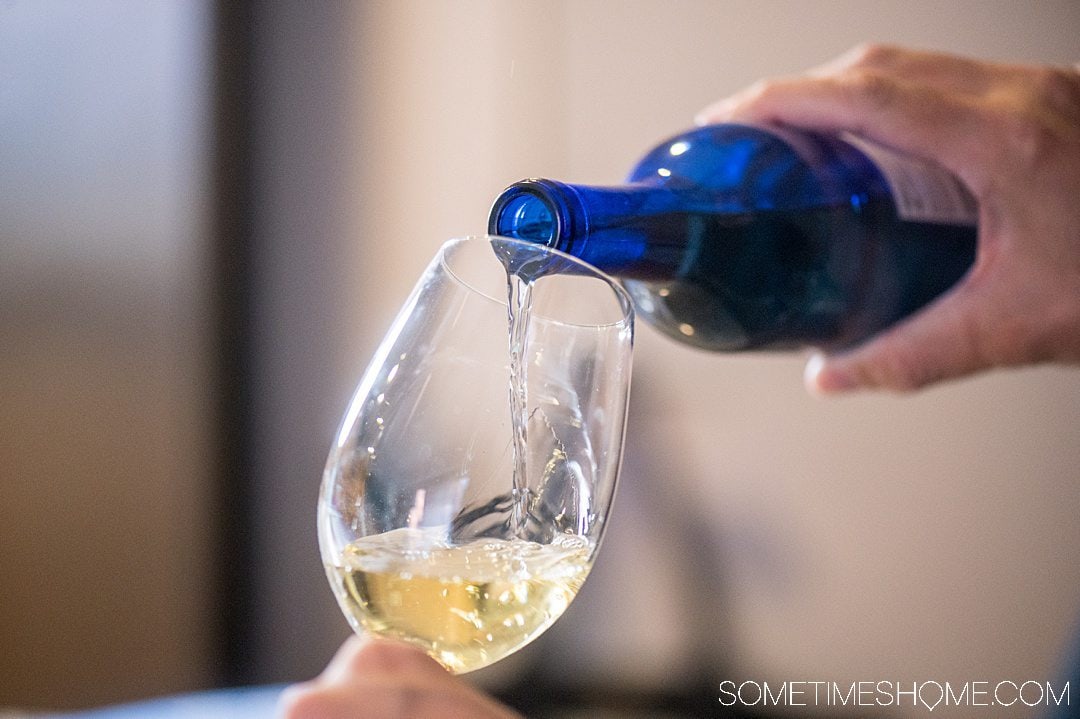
276,637,522,719
698,45,1080,394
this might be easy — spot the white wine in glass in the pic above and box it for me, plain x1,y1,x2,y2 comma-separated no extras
318,236,633,673
329,530,590,673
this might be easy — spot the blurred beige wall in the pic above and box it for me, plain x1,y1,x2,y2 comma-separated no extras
0,0,216,710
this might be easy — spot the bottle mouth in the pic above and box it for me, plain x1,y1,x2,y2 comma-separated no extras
488,181,563,245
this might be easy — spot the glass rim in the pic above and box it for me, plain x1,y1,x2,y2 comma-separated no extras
438,235,635,330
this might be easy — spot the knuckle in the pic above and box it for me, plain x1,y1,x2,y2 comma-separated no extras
996,108,1059,169
842,70,901,111
1029,66,1080,116
741,78,775,106
873,353,927,392
846,42,903,69
983,281,1080,366
978,309,1030,365
728,79,784,116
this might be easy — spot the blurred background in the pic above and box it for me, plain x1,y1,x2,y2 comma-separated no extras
2,1,1079,716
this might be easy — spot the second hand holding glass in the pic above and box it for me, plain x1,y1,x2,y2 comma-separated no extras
318,236,633,673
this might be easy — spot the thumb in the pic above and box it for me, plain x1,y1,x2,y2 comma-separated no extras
323,637,449,684
805,283,988,394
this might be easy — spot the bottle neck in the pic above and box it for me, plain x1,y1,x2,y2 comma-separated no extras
488,178,687,279
488,179,574,247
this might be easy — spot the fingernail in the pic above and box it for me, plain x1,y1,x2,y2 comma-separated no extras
804,353,858,396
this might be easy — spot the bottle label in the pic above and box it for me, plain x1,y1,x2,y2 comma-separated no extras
842,134,978,225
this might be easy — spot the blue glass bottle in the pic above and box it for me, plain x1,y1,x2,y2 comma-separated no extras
488,123,977,351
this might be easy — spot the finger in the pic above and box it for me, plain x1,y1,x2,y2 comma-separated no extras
277,678,458,719
808,44,1001,94
277,682,372,719
804,281,989,394
695,72,992,192
278,678,522,719
323,636,449,683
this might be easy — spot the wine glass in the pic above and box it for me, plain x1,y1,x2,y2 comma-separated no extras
318,235,633,673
